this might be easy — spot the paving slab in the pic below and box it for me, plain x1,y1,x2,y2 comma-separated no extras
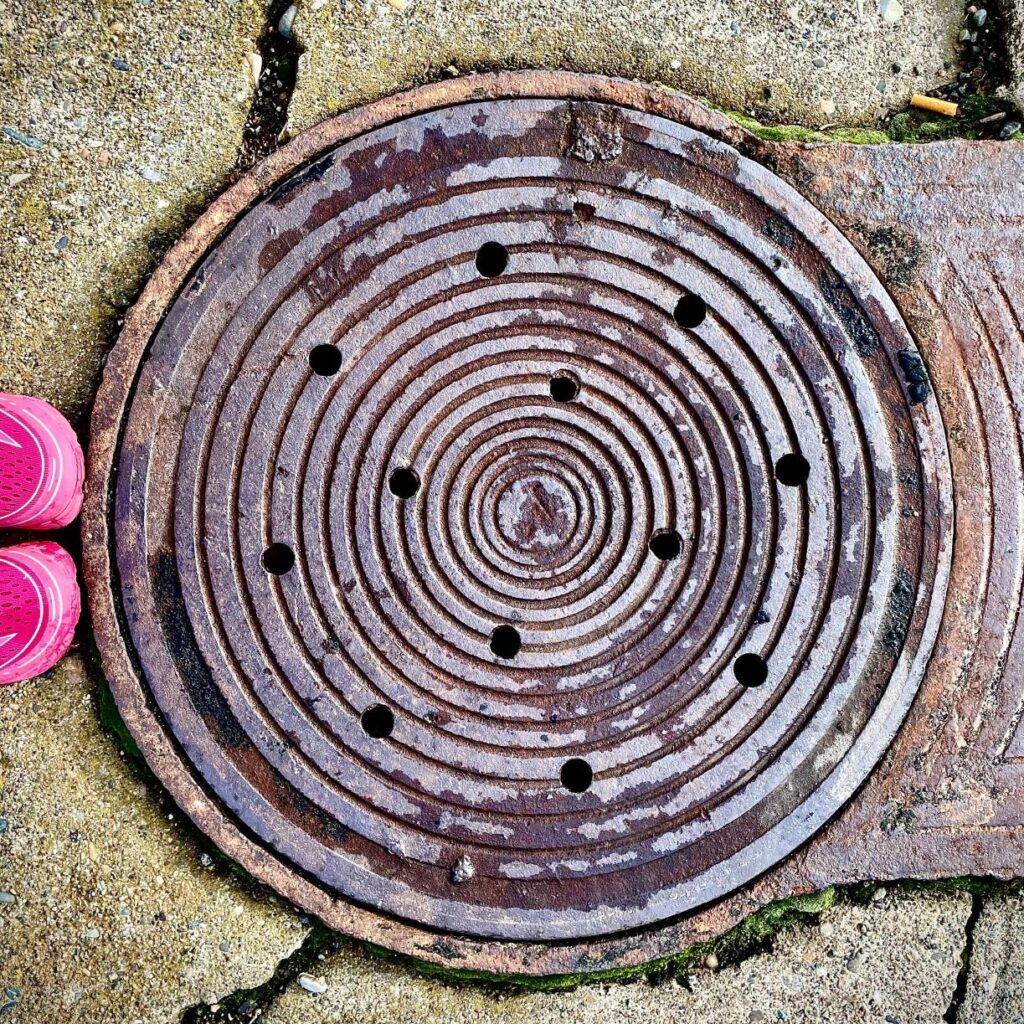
1009,0,1024,107
262,889,970,1024
960,891,1024,1023
0,0,265,424
0,657,310,1024
285,0,962,136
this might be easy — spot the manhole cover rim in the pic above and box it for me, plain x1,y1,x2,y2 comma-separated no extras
84,70,953,974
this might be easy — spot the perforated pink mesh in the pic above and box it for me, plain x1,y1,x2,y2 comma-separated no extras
0,541,80,684
0,410,44,522
0,556,41,656
0,394,84,530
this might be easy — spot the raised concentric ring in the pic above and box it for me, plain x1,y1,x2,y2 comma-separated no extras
85,73,950,964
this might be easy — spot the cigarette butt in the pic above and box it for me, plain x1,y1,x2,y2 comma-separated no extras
910,94,959,117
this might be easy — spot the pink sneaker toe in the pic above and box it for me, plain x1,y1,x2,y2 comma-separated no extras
0,393,85,531
0,541,80,685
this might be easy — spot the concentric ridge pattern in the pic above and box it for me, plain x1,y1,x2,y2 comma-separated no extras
90,81,948,949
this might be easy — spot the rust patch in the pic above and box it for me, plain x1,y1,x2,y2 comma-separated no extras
566,102,623,162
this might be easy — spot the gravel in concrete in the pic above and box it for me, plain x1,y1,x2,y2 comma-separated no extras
0,0,264,424
262,888,970,1024
1008,0,1024,107
960,891,1024,1023
0,657,310,1024
286,0,962,136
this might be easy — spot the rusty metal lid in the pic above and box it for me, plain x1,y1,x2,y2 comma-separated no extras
85,73,948,967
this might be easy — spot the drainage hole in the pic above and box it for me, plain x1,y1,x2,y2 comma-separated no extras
261,542,295,576
475,241,508,278
489,624,521,659
388,466,420,499
549,373,580,403
674,293,707,329
775,452,811,487
361,704,395,738
649,528,683,561
560,758,593,793
308,343,342,376
734,652,768,688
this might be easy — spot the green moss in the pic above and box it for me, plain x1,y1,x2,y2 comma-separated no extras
87,645,150,775
887,110,977,143
725,99,1014,146
827,128,891,144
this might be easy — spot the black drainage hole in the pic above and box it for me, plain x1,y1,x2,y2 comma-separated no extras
361,704,394,739
489,624,521,659
308,343,342,376
775,452,811,487
549,373,580,403
734,652,769,688
475,241,508,278
674,293,707,329
261,542,295,576
649,529,683,561
388,466,420,499
560,758,593,793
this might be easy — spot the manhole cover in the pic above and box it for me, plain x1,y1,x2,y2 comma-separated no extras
86,73,948,968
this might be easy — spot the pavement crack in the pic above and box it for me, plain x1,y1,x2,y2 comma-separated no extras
943,891,983,1023
236,1,303,173
179,922,340,1024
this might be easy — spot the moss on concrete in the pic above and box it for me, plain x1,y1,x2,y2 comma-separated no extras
724,110,890,144
726,97,1024,144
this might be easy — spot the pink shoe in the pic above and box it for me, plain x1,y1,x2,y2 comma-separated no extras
0,393,84,530
0,542,80,685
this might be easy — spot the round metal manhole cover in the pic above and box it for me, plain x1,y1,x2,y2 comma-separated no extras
85,74,949,966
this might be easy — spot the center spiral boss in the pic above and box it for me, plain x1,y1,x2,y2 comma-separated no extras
93,80,947,949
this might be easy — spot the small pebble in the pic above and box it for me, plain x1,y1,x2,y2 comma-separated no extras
971,8,987,27
55,235,70,251
248,52,262,83
1000,120,1022,139
218,941,231,953
84,927,100,940
2,127,43,150
879,0,904,22
704,952,720,969
871,887,886,901
111,58,129,72
0,893,15,904
199,852,213,868
278,4,297,36
450,855,475,884
0,819,7,834
297,973,327,995
140,167,162,183
385,0,409,9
